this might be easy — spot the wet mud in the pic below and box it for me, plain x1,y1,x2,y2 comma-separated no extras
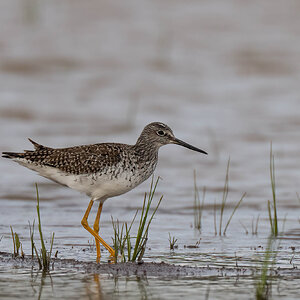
1,251,299,279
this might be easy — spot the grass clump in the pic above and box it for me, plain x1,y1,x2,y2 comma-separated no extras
255,235,278,300
216,158,246,235
10,226,24,258
193,170,205,232
238,215,260,236
9,185,54,269
112,213,137,262
112,176,163,263
168,233,178,250
28,220,35,258
268,143,278,236
33,184,55,271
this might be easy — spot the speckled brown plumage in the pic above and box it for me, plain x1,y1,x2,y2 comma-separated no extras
9,142,128,175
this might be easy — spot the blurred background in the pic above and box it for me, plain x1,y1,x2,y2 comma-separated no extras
0,1,300,298
1,0,300,203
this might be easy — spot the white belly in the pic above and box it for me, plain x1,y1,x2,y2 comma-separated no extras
15,158,156,201
44,169,143,200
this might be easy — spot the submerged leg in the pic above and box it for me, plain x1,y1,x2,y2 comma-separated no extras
93,202,103,263
81,199,115,259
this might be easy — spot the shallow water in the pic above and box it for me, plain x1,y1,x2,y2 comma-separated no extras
0,260,300,300
0,0,300,299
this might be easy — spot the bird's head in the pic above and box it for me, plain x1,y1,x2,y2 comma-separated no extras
137,122,207,154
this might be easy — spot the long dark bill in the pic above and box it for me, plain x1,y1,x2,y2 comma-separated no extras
173,138,208,155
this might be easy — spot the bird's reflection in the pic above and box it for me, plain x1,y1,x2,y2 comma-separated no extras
84,273,104,300
85,273,150,300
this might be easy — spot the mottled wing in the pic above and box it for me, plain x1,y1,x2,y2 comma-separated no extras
41,143,124,174
3,141,125,175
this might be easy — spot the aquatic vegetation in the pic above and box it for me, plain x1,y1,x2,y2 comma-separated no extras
193,170,205,232
214,199,217,235
252,215,260,235
256,208,285,299
216,158,246,235
239,215,260,235
9,186,54,269
268,144,278,236
28,220,35,259
112,213,137,262
10,226,24,258
219,158,230,235
238,215,260,235
34,184,55,271
255,235,278,300
239,221,248,235
168,233,178,250
112,177,163,262
194,159,245,236
223,193,245,235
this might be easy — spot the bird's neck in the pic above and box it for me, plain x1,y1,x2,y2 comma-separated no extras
133,137,160,160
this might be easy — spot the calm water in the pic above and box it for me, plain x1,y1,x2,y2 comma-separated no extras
0,0,300,299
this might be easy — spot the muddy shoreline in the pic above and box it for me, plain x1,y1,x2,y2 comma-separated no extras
1,251,299,279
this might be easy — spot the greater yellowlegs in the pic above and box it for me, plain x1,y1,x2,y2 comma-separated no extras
2,122,207,262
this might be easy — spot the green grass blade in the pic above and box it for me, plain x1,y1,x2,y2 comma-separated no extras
255,235,278,300
267,200,274,235
15,233,20,255
132,179,155,260
269,143,278,236
35,184,46,253
132,196,147,260
213,199,217,235
193,170,199,229
255,215,260,235
219,158,230,235
49,232,55,259
193,171,205,232
10,226,16,256
34,184,54,270
132,176,161,261
112,176,162,263
223,192,246,235
33,244,42,270
143,195,163,238
28,220,36,259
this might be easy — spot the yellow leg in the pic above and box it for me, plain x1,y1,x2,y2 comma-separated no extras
81,200,115,259
93,202,103,263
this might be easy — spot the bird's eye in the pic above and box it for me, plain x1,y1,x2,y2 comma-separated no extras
157,130,165,136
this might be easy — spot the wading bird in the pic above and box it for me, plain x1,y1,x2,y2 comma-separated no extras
3,122,207,262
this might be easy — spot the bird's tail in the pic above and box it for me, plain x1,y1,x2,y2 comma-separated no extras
2,151,25,159
2,138,46,160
